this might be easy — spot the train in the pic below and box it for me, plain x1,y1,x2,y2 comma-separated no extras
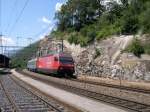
0,54,10,68
27,52,75,77
0,54,11,74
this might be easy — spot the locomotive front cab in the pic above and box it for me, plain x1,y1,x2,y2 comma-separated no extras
57,55,75,76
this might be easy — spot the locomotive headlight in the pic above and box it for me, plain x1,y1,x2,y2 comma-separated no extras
59,67,63,70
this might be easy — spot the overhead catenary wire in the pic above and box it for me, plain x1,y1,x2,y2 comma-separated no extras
15,24,51,49
1,0,54,56
8,0,29,36
32,1,53,39
7,1,53,50
12,0,52,42
4,0,18,34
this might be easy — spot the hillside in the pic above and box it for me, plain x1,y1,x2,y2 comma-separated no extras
11,41,39,68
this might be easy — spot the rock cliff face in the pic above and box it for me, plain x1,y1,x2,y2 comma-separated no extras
38,35,150,82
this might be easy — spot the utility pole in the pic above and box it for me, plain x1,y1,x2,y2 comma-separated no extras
0,34,3,54
0,0,2,54
61,38,64,52
4,38,6,55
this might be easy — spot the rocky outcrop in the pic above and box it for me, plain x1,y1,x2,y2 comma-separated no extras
38,35,150,82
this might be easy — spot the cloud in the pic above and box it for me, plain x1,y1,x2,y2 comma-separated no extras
42,16,51,24
39,35,45,39
0,36,15,46
55,3,63,12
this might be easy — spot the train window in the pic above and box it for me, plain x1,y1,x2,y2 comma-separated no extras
59,57,74,64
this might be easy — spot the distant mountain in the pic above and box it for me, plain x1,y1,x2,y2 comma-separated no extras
11,41,40,68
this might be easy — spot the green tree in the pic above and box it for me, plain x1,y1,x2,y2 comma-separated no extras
121,0,129,7
139,2,150,33
55,0,104,31
54,0,150,47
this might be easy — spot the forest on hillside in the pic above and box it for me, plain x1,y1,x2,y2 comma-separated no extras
53,0,150,46
11,42,39,68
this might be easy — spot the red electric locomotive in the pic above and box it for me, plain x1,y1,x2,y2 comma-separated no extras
27,52,75,77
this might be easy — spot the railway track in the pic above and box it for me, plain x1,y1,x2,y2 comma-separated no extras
72,78,150,94
22,69,150,94
0,78,13,112
18,70,150,112
0,74,75,112
64,84,150,112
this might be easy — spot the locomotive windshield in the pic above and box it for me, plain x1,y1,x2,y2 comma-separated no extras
59,57,74,64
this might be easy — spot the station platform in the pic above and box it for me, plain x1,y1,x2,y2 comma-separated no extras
12,69,128,112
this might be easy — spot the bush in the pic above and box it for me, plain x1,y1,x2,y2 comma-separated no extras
96,24,120,40
144,43,150,55
67,33,79,44
67,27,75,33
126,38,144,57
78,35,89,47
67,32,89,47
80,25,97,43
80,27,87,37
94,48,101,59
96,29,109,40
87,30,97,42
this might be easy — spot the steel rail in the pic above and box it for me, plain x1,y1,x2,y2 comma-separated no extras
0,76,19,112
